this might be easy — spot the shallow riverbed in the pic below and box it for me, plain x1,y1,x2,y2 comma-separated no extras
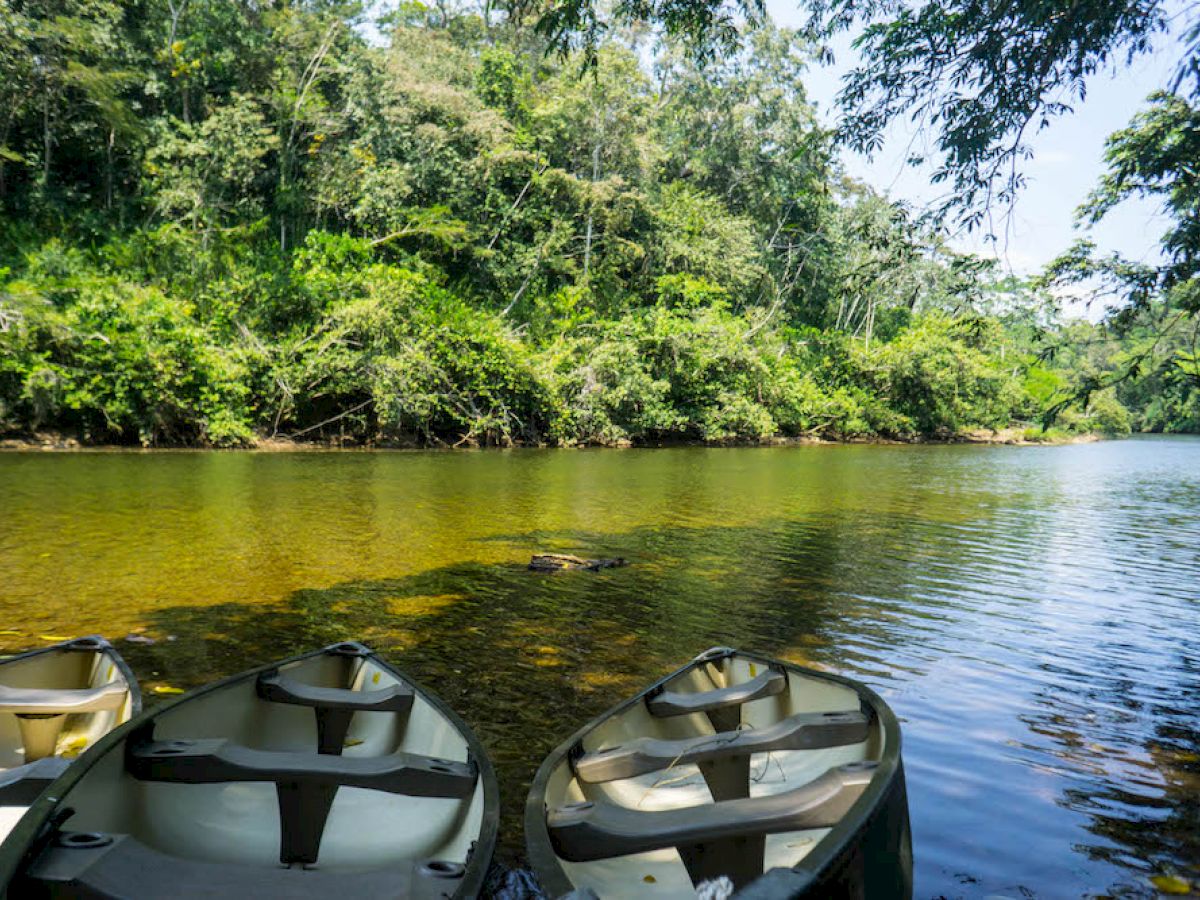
1,439,1197,897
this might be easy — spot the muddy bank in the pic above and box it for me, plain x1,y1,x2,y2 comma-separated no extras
0,427,1103,451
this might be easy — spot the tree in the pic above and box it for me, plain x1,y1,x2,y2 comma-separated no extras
515,0,1199,421
521,0,1190,225
1,0,139,208
1,0,1185,446
653,26,838,325
1050,92,1200,317
145,93,279,234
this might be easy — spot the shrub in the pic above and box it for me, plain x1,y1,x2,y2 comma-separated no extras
1086,390,1133,435
856,314,1025,434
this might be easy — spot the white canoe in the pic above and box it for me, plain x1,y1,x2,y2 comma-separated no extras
0,636,139,843
525,647,911,898
0,642,498,899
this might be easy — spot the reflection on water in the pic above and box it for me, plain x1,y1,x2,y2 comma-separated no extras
1,440,1198,897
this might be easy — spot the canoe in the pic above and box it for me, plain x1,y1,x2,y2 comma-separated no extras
0,636,139,842
525,647,911,898
0,641,498,899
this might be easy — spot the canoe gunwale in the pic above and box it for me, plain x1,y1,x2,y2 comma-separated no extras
0,642,499,900
524,647,907,898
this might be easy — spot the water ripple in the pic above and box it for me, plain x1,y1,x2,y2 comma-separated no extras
1,438,1198,897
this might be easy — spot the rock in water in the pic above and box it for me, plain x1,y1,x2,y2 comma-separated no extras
529,554,627,572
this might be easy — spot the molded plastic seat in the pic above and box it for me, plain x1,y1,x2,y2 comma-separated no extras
0,756,72,805
548,762,876,862
0,682,127,716
127,737,477,798
0,682,128,761
646,670,786,719
549,762,877,886
573,710,869,783
256,671,414,714
127,733,478,865
255,671,415,754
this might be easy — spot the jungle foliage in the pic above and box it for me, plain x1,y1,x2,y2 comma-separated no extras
0,0,1192,446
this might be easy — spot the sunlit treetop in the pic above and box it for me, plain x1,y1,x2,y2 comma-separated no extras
521,0,1193,229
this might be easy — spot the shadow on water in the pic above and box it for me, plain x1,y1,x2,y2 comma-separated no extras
120,518,895,864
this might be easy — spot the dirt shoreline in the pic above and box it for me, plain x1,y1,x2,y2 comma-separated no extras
0,427,1103,452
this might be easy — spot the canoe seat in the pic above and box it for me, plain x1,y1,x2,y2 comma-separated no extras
0,756,72,805
127,731,477,865
573,710,869,783
255,671,414,754
646,669,786,733
548,761,877,887
0,682,128,716
0,682,127,762
127,737,476,797
23,831,468,899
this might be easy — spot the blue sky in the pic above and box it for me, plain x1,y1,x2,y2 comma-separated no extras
763,0,1183,283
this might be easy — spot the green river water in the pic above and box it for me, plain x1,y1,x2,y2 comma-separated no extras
1,439,1198,897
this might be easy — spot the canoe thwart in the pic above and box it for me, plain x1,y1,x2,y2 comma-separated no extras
645,669,786,722
0,682,128,717
573,710,870,784
256,671,415,714
0,682,129,762
255,670,415,754
547,761,876,871
0,757,72,805
127,732,477,865
25,832,470,899
126,735,477,797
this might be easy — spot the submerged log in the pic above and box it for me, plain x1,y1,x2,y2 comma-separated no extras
529,554,628,572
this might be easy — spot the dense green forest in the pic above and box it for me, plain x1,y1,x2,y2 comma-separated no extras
0,0,1195,447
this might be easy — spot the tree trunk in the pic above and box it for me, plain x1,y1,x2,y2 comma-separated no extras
864,297,875,351
583,141,601,281
104,128,114,209
167,0,190,122
0,115,10,199
42,89,52,189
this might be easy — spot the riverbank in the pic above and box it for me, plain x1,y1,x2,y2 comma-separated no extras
0,427,1105,451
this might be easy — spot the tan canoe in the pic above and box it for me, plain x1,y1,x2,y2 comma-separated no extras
0,636,139,842
0,642,497,899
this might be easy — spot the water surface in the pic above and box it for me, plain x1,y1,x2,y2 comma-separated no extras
1,439,1197,897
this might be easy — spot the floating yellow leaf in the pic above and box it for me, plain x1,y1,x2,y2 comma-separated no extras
39,635,70,642
1150,875,1192,894
343,738,364,748
153,685,184,695
642,875,656,884
59,737,89,759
